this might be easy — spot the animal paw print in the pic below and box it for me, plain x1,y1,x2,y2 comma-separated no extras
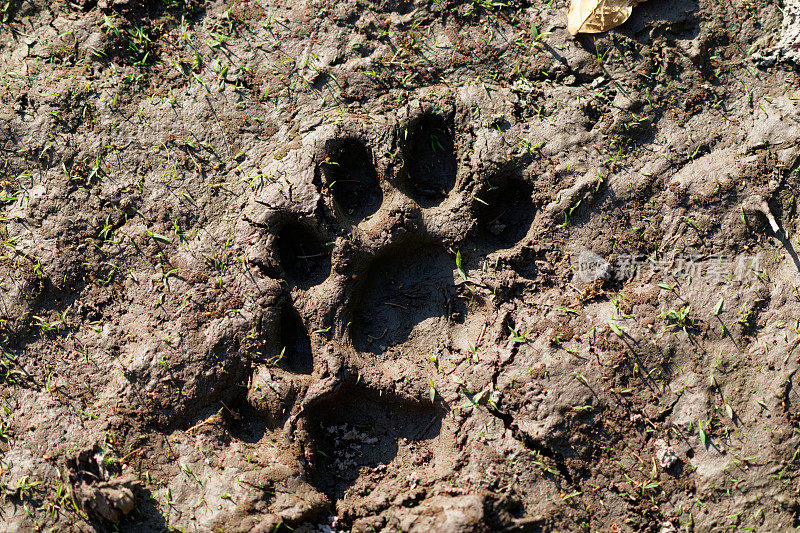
243,97,537,500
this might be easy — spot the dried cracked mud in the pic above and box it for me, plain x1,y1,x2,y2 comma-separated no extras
2,0,800,531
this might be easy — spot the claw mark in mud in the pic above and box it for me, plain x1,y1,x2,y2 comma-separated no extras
350,245,454,355
474,174,535,249
276,221,331,289
321,139,383,220
305,385,441,501
402,114,456,206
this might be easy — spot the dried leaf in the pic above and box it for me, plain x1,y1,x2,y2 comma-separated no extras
567,0,645,35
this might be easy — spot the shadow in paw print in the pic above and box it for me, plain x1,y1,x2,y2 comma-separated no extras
474,175,535,250
277,221,331,289
321,139,383,220
120,487,169,531
306,384,441,501
278,302,313,374
351,245,453,355
402,114,456,206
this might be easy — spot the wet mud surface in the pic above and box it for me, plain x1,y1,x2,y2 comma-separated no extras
2,0,800,531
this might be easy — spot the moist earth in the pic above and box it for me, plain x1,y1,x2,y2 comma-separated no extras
1,0,800,531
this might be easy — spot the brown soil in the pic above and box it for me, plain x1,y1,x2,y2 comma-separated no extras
2,0,800,531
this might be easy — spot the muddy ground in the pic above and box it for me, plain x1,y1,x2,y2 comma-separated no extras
1,0,800,531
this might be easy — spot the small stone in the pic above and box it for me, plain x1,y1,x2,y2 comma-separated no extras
654,439,679,469
590,76,606,89
660,520,677,533
490,113,505,125
489,390,502,407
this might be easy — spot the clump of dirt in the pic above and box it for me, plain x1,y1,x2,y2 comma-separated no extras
2,0,800,531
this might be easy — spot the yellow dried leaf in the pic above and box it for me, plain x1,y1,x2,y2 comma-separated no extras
567,0,644,35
